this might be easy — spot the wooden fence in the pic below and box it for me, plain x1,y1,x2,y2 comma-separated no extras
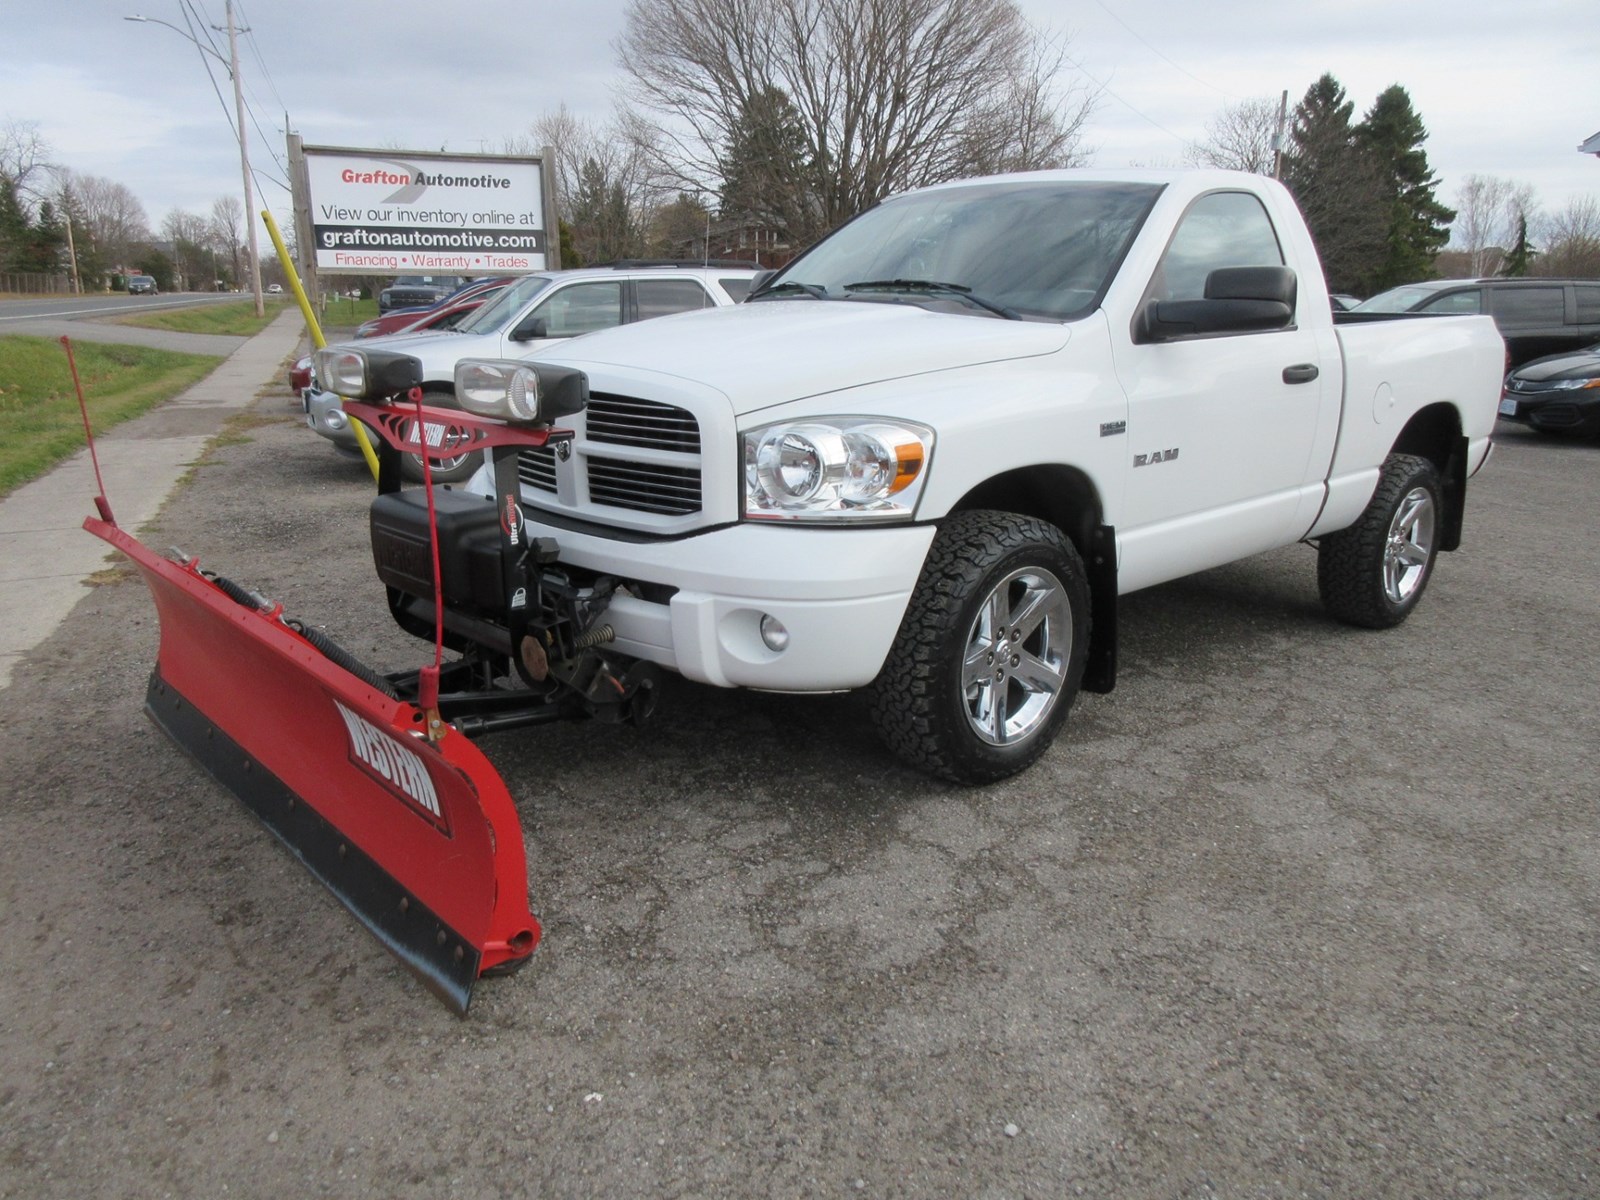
0,272,73,295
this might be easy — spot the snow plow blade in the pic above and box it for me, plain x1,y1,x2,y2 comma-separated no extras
86,516,540,1014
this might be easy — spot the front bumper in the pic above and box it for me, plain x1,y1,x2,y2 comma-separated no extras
527,516,937,691
304,387,362,451
1499,390,1600,437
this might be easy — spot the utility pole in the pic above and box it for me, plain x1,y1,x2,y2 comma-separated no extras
1272,89,1289,181
224,1,264,316
62,194,82,294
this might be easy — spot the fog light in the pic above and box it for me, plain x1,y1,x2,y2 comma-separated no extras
326,409,347,431
759,614,789,652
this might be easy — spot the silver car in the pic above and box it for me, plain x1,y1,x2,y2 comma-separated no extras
304,262,759,481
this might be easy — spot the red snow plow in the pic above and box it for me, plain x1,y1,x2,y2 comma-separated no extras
85,347,659,1013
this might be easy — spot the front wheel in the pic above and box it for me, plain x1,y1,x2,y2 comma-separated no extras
1318,453,1442,629
869,511,1090,784
398,388,479,484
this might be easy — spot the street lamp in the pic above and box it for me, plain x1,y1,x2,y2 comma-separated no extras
126,2,264,316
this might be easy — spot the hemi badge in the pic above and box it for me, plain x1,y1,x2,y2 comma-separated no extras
1100,420,1126,437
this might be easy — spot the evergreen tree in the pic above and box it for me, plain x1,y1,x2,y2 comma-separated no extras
2,194,67,274
718,86,819,246
568,158,638,263
1499,215,1536,276
1280,74,1386,295
0,176,32,272
1355,85,1454,292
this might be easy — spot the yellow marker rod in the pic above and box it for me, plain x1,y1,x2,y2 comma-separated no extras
260,209,381,482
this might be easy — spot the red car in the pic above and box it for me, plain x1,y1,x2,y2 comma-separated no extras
354,277,512,339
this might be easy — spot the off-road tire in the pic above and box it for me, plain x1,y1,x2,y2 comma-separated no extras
399,388,479,485
1318,453,1442,629
868,510,1090,784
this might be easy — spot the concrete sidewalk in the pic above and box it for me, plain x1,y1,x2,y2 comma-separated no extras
0,308,307,691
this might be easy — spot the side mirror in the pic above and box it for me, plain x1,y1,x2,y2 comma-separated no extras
1137,266,1298,343
509,315,550,343
749,269,777,297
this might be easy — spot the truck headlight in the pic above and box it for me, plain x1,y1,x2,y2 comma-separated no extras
743,419,933,521
311,347,421,400
453,359,589,424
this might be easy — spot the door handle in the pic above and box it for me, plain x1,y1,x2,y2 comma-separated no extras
1283,363,1320,384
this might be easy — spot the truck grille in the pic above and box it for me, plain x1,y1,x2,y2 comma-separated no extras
588,457,701,514
517,392,703,516
587,393,700,451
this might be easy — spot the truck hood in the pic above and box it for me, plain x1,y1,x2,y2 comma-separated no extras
537,300,1071,414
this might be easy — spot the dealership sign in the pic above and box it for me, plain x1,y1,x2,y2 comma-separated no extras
299,145,553,275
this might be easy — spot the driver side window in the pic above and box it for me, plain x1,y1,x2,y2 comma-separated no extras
533,282,623,337
1149,191,1284,303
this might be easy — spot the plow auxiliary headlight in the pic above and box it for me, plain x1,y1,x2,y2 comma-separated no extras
312,347,423,400
453,359,589,425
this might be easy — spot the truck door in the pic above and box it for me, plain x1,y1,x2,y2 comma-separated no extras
1110,189,1334,593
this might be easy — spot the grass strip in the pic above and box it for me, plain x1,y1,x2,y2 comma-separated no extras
109,300,285,337
0,336,222,496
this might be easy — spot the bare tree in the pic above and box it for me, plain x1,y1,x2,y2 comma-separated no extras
161,209,213,291
1534,194,1600,277
1451,174,1538,276
617,0,1096,245
63,172,150,271
1186,97,1280,174
210,194,243,287
0,119,53,212
508,105,666,262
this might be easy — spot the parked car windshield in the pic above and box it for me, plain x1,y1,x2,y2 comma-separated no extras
764,180,1163,321
456,275,553,335
1353,282,1453,313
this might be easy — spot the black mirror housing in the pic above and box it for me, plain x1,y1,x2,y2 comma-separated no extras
509,316,549,343
1137,266,1298,342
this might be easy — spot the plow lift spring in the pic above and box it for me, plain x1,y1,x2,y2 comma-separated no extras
74,337,554,1013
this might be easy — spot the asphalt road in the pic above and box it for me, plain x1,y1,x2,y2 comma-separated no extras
0,292,279,356
0,291,241,324
0,390,1594,1199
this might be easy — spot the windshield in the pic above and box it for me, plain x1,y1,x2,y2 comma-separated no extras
763,180,1163,321
456,275,553,335
1353,283,1451,313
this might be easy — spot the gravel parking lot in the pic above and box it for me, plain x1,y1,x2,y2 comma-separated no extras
1,390,1595,1199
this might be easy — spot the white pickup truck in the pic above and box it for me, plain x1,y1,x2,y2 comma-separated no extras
368,168,1502,784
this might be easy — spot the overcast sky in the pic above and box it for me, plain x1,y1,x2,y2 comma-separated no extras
3,0,1595,243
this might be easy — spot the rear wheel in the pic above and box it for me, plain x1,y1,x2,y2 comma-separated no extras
398,388,479,484
868,510,1090,784
1318,453,1442,629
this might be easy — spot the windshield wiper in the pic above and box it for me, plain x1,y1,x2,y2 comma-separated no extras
750,280,829,301
844,279,1021,320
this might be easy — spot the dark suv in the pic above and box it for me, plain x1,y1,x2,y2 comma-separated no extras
127,274,158,296
377,275,466,314
1352,278,1600,367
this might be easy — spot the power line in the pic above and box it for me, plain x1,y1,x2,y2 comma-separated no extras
235,0,291,116
1062,54,1189,147
178,0,290,188
1088,0,1237,101
175,1,242,148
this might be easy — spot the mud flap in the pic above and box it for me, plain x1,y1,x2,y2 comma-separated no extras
86,517,540,1014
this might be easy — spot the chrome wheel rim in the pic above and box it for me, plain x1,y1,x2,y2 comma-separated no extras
961,566,1071,746
1384,486,1436,604
401,416,472,473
